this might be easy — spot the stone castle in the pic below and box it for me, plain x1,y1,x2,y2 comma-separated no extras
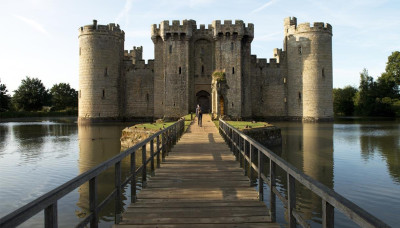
78,17,333,122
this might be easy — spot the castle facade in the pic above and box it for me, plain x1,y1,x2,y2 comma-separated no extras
78,17,333,122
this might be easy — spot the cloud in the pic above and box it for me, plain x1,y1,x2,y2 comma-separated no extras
13,14,49,36
252,0,279,13
115,0,134,24
254,31,282,41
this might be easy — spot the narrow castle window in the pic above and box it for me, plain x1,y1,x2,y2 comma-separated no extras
232,67,235,74
102,89,105,99
104,67,108,76
179,67,181,74
298,46,302,55
283,77,287,84
322,68,325,77
169,45,172,54
146,93,149,102
201,65,204,73
298,92,301,100
79,47,81,56
231,42,234,51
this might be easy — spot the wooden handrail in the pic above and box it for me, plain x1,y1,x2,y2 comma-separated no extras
0,118,185,228
218,119,390,228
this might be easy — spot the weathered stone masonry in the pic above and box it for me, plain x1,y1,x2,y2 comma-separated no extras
78,17,333,123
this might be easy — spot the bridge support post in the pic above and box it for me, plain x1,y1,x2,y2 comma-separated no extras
142,145,147,187
115,161,122,224
156,136,161,168
44,202,57,228
258,148,264,201
131,151,136,203
322,200,334,228
288,174,296,228
89,177,98,228
150,139,154,175
269,160,276,222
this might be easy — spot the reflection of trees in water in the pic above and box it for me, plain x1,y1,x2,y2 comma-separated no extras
359,124,400,183
270,122,334,225
77,124,131,221
0,126,9,156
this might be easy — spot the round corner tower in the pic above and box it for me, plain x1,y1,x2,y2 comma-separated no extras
284,17,333,121
78,20,125,123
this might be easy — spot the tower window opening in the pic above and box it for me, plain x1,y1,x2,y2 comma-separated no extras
202,65,204,73
79,47,81,56
179,67,181,74
104,67,108,76
102,89,105,99
231,42,234,51
232,67,235,74
169,45,172,54
322,68,325,77
232,102,234,107
298,46,302,55
298,92,301,100
146,93,149,102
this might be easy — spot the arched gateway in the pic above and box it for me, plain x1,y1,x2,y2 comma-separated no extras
196,90,210,113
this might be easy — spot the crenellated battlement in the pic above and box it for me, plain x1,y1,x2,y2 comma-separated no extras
151,19,196,41
79,20,124,38
251,55,280,68
212,20,254,39
284,17,332,35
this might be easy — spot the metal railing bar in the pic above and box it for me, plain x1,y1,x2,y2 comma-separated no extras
75,213,92,228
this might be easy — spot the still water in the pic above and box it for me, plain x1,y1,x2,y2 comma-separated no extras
0,118,399,227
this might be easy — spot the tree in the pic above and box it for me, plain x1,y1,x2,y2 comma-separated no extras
0,82,11,111
13,76,49,111
50,83,78,110
333,86,357,116
385,51,400,85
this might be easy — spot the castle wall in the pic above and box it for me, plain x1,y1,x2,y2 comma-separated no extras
124,60,154,118
250,57,286,118
78,21,124,122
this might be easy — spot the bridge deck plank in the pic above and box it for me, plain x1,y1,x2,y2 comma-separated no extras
115,115,278,227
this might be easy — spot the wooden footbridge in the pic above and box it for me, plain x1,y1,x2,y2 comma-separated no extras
0,115,390,227
115,114,279,227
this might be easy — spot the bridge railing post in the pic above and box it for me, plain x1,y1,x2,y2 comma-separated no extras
269,159,276,222
89,177,98,228
162,132,166,162
150,139,154,175
243,138,247,176
142,145,147,187
115,161,122,224
238,133,242,165
322,199,334,228
44,202,57,228
288,173,296,228
156,136,161,168
249,143,255,186
257,148,264,201
130,151,136,203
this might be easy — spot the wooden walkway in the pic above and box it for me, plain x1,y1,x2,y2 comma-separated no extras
115,115,280,228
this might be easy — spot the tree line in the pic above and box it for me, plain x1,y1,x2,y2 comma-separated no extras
334,51,400,117
0,77,78,112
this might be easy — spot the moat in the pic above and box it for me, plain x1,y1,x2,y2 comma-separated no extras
0,118,399,227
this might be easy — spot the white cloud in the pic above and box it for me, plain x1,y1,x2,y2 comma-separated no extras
251,0,279,13
115,0,134,25
13,14,49,36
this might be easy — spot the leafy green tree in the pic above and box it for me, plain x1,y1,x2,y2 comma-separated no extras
333,86,357,116
50,83,78,110
0,82,11,111
385,51,400,85
13,76,49,111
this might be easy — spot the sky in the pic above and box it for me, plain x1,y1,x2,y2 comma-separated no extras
0,0,399,94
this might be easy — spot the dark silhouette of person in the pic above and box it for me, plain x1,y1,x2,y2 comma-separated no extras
196,104,202,127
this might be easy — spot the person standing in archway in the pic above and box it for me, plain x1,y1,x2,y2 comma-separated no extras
196,104,203,127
